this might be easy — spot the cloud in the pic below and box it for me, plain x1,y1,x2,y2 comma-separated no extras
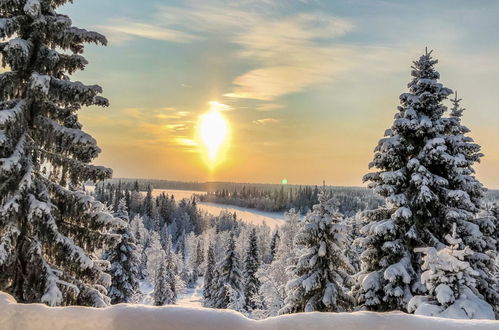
252,118,280,125
98,18,199,45
102,2,355,100
225,12,354,100
209,101,233,112
256,103,285,112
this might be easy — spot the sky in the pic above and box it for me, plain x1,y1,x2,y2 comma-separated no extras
61,0,499,187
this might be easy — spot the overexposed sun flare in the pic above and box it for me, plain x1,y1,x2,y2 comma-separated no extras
199,107,229,164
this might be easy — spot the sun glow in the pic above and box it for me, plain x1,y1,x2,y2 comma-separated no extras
198,103,230,167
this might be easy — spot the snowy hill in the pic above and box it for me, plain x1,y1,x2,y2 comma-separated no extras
1,292,497,330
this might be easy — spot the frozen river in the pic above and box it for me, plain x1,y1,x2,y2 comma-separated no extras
87,187,285,228
152,189,285,228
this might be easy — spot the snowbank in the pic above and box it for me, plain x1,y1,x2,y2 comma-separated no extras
0,292,497,330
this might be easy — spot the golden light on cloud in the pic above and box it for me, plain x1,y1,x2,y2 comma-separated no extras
198,102,230,168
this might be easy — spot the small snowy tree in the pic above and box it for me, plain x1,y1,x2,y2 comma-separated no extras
280,192,355,314
212,233,243,309
146,231,165,284
104,199,140,304
408,224,495,319
243,228,261,311
259,209,301,316
0,0,123,306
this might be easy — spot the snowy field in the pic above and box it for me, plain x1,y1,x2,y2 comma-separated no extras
87,187,286,228
1,291,497,330
152,189,286,228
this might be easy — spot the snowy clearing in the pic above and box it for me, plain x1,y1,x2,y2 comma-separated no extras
176,277,205,308
1,291,497,330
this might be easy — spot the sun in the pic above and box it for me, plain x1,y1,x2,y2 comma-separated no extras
198,103,230,166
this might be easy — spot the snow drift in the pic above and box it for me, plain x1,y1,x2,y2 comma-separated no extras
1,292,497,330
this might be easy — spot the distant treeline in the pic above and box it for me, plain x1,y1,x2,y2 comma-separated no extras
89,178,499,216
197,185,385,216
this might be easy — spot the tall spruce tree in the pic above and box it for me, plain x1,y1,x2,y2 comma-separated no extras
0,0,123,306
153,234,177,305
203,242,215,305
212,233,242,309
104,199,140,304
243,228,260,311
269,230,280,263
280,191,354,314
355,50,494,312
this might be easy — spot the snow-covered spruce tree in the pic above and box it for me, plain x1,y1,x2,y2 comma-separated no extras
129,214,149,280
146,231,165,284
103,199,140,304
355,50,491,312
280,191,355,314
203,242,215,306
258,209,301,316
212,233,243,309
269,230,280,263
153,261,172,306
408,224,494,319
446,94,498,313
195,240,204,271
153,234,177,305
0,0,124,306
243,228,260,311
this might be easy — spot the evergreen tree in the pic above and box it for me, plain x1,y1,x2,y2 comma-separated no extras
212,234,243,309
243,229,261,311
146,231,165,283
104,199,140,304
0,0,123,306
354,50,492,312
153,260,172,306
280,192,354,314
203,242,216,305
153,234,177,305
269,230,280,263
129,215,149,280
408,224,494,319
259,209,302,316
196,240,204,269
445,94,498,312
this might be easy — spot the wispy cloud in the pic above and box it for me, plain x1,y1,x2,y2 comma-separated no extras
256,103,285,112
101,2,355,101
253,118,280,125
98,18,199,45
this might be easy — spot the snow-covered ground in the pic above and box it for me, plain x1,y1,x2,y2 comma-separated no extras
1,291,497,330
176,277,204,308
139,276,204,308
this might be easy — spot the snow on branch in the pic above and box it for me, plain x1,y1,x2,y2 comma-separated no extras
49,77,106,107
